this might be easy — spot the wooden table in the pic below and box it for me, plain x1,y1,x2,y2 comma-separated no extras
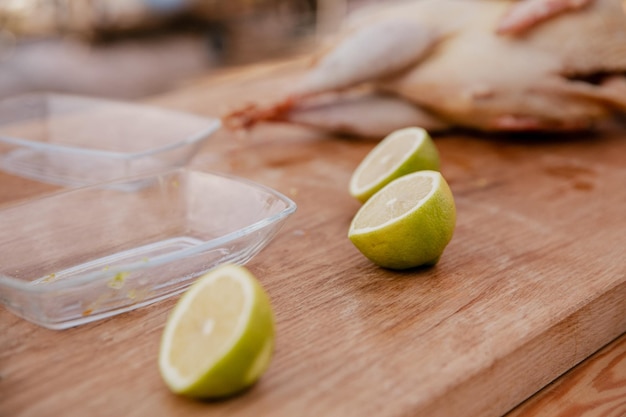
1,60,625,417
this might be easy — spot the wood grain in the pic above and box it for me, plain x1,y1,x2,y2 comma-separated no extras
508,332,626,417
1,62,626,417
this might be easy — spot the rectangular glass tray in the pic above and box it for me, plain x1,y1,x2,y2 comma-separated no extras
0,168,296,329
0,93,221,188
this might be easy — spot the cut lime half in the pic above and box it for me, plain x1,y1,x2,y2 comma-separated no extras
349,170,456,269
349,127,440,203
159,263,275,399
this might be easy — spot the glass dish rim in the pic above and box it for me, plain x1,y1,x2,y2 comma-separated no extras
0,92,222,159
0,168,297,294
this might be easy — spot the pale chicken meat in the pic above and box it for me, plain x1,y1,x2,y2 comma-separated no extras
225,0,626,138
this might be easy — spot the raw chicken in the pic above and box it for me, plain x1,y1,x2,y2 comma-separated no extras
225,0,626,137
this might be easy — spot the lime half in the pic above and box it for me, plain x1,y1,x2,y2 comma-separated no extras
159,263,275,399
349,127,440,203
348,170,456,269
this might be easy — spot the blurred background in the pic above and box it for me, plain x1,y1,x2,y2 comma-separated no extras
0,0,395,100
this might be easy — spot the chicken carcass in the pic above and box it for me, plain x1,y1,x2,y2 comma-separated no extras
225,0,626,138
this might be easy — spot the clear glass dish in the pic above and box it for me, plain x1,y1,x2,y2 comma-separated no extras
0,168,296,329
0,93,221,188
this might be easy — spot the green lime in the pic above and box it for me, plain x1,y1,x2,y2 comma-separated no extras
348,170,456,269
159,263,275,399
349,127,440,203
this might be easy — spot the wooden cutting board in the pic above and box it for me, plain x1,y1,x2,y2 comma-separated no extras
1,60,625,417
